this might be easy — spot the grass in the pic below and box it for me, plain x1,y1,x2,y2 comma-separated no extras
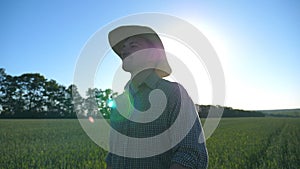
206,118,300,169
0,119,107,169
0,118,299,169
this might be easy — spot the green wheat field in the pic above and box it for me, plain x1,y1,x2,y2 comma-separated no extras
0,118,299,169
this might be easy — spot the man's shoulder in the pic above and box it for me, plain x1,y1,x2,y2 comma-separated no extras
156,79,182,95
157,79,191,101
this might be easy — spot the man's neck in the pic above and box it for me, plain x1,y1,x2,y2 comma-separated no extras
130,69,154,87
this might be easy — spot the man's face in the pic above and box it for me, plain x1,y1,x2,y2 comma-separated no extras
121,36,154,73
120,36,152,60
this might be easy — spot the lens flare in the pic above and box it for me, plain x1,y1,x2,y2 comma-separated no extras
88,116,95,123
107,99,116,108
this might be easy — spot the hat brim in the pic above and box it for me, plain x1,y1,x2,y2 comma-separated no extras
109,26,163,56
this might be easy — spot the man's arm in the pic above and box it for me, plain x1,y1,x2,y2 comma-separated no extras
169,83,208,169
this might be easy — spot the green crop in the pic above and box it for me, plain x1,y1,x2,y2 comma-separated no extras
0,118,299,169
206,118,300,169
0,119,107,169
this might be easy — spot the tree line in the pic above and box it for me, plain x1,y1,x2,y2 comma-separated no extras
0,68,116,119
196,105,265,118
0,68,264,119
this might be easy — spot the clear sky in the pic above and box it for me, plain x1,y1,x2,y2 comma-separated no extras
1,0,299,110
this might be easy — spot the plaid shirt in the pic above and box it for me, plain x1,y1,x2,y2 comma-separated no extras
106,71,208,169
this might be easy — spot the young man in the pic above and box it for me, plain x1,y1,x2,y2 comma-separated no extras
106,25,208,169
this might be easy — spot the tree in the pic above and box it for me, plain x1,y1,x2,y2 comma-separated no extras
85,88,98,117
44,80,71,118
17,73,47,117
95,89,117,119
64,84,76,118
0,69,118,119
71,85,85,118
0,68,8,116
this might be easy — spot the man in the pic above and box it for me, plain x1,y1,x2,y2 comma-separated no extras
106,25,208,169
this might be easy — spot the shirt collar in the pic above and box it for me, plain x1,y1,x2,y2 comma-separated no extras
124,70,161,94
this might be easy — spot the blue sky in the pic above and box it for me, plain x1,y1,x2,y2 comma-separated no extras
1,0,299,110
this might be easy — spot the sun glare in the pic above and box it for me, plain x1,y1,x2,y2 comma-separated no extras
161,36,213,105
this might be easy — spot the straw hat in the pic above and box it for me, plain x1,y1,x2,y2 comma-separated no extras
108,25,171,77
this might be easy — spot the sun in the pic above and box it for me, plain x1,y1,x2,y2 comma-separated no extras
160,35,213,105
